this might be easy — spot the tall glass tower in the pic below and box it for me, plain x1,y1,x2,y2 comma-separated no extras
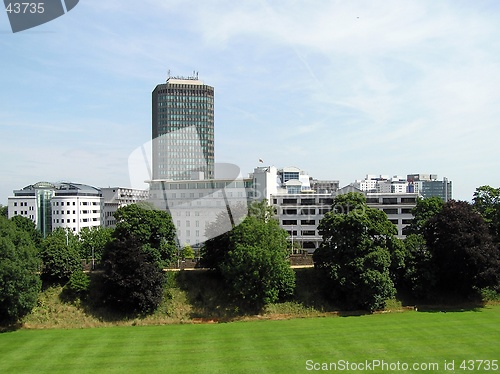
152,75,215,180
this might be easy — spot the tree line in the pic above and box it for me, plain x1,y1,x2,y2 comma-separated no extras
313,189,500,311
1,186,500,325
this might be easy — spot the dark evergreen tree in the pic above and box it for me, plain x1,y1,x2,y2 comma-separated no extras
101,236,165,314
423,200,500,296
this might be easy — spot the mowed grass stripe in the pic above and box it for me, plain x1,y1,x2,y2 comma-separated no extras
1,306,500,373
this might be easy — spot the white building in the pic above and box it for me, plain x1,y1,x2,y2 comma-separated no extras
101,187,149,227
8,182,149,235
147,165,420,252
8,182,103,235
353,175,407,194
148,177,252,247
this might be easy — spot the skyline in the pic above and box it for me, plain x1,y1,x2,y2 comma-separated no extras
2,1,500,204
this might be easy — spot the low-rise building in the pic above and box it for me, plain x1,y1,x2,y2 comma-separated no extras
8,182,103,235
8,182,148,235
101,187,149,227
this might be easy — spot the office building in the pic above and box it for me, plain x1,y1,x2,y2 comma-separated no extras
8,182,103,236
353,175,407,194
152,74,215,181
407,174,452,202
148,177,252,247
148,165,419,252
8,182,149,235
101,187,150,227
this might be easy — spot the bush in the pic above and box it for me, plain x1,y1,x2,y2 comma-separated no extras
62,270,90,302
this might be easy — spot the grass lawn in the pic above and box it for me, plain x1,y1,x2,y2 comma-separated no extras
1,305,500,374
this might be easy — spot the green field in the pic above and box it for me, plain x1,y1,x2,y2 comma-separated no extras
1,306,499,374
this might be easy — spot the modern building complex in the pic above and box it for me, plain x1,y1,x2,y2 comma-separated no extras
8,182,148,235
147,165,422,252
4,76,455,253
353,173,452,201
152,74,215,181
407,174,452,202
148,176,252,247
8,182,103,236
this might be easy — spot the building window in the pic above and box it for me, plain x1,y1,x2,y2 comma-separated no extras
382,198,398,204
300,199,315,206
401,197,416,203
301,230,316,236
383,208,398,215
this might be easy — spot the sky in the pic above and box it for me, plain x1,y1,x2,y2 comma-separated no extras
1,0,500,204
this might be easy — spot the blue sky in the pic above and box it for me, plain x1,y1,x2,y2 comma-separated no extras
1,0,500,203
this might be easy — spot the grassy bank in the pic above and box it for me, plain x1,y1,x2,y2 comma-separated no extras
14,268,492,330
19,268,341,329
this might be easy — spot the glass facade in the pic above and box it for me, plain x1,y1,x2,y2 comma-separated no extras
152,78,215,180
36,188,53,237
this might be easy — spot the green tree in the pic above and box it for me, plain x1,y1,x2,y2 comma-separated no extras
404,196,444,235
10,215,42,246
473,185,500,243
62,269,90,302
181,244,195,260
401,233,437,299
113,204,176,267
247,199,276,222
0,216,41,324
313,193,403,311
0,205,8,218
219,215,295,311
101,236,165,314
78,226,113,268
399,197,444,299
423,200,500,296
200,202,248,270
40,228,81,283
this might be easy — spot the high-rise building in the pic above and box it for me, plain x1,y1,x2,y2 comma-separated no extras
152,74,215,181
